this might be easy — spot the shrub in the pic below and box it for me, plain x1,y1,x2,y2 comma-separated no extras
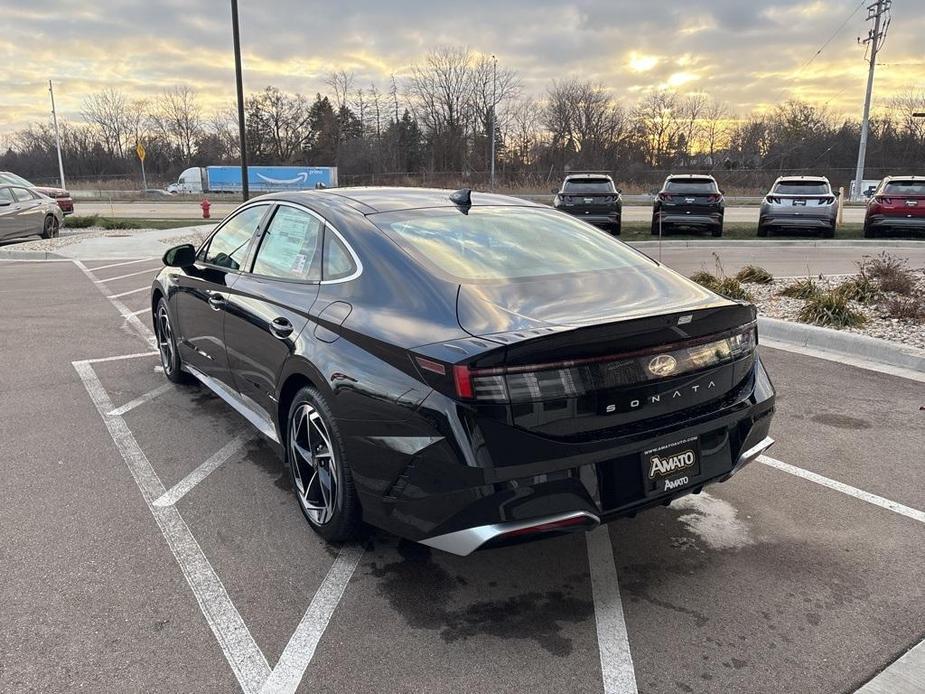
735,265,774,284
690,271,720,290
779,277,820,299
63,215,98,228
883,295,925,320
858,252,916,295
99,218,145,230
836,274,880,304
714,277,753,302
799,291,867,328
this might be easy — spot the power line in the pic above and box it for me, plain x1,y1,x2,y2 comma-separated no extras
798,0,867,73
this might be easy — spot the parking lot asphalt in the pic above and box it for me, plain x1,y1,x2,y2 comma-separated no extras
1,258,922,694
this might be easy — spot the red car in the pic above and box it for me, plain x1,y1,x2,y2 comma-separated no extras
864,176,925,238
0,171,74,215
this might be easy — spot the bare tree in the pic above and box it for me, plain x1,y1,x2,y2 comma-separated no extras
701,98,732,168
81,89,134,157
151,86,203,164
326,70,354,111
633,90,681,167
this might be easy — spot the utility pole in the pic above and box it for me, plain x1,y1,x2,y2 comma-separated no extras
48,80,66,190
852,0,891,200
490,54,497,191
230,0,249,201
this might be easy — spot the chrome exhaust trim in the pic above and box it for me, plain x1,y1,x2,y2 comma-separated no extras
419,510,600,556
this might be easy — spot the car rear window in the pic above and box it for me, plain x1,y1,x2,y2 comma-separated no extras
371,206,650,282
0,172,33,187
882,180,925,195
664,179,717,194
773,180,830,195
563,179,614,193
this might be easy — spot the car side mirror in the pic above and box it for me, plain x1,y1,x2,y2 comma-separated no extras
616,188,622,194
551,188,558,194
0,199,10,207
163,243,196,268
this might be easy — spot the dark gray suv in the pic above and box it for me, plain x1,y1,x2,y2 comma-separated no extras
553,173,622,235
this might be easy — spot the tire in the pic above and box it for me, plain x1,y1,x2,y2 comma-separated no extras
286,386,362,542
41,215,60,239
155,298,192,384
821,226,835,239
610,221,622,236
863,221,876,238
711,223,723,238
650,217,662,235
757,225,769,238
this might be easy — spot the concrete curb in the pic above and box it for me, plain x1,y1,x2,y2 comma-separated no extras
0,249,66,260
758,316,925,374
629,239,922,249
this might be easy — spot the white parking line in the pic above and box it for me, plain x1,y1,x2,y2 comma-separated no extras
153,434,251,507
98,267,161,282
108,286,149,299
131,307,151,316
74,360,271,693
83,351,158,364
73,260,155,348
586,526,638,694
259,544,365,694
107,383,174,417
758,455,925,524
90,257,157,271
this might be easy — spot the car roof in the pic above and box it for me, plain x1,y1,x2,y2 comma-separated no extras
255,186,543,215
882,175,924,181
774,175,829,182
563,173,613,180
665,174,716,180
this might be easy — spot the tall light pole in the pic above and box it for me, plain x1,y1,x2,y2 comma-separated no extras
48,80,66,190
490,54,497,191
852,0,891,200
230,0,249,201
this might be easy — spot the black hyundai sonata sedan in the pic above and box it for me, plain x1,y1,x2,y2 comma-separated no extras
151,187,775,555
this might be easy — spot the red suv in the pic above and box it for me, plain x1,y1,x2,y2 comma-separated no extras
864,176,925,238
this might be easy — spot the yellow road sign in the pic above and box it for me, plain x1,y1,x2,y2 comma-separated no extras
136,143,146,162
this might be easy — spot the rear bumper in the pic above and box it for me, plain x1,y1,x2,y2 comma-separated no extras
350,355,776,555
759,212,834,228
562,210,621,226
657,212,722,226
867,215,925,229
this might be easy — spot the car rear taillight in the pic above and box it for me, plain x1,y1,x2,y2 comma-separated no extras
706,194,722,203
658,193,673,202
765,196,781,204
441,324,756,404
819,196,835,205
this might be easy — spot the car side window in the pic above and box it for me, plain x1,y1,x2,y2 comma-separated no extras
322,229,357,281
250,206,322,281
200,204,268,270
0,188,13,204
11,188,34,202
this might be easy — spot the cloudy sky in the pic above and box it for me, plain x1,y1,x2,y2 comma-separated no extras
2,0,923,136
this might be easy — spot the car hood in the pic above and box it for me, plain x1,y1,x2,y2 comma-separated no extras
456,262,732,337
33,186,69,197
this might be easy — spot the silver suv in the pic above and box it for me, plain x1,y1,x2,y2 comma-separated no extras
758,176,838,238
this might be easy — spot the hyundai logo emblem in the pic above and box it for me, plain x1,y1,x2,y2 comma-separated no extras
647,354,678,377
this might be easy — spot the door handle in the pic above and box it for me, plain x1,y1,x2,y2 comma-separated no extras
269,317,293,339
208,293,225,310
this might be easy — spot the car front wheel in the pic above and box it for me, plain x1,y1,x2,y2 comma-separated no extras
41,215,60,239
155,298,191,384
287,386,361,542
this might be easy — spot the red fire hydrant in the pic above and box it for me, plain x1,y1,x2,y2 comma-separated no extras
200,199,211,219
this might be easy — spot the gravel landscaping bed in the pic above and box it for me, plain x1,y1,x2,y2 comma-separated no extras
158,229,210,247
748,271,925,350
8,227,162,252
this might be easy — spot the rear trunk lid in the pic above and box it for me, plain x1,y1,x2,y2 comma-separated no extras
454,268,757,438
874,193,925,218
